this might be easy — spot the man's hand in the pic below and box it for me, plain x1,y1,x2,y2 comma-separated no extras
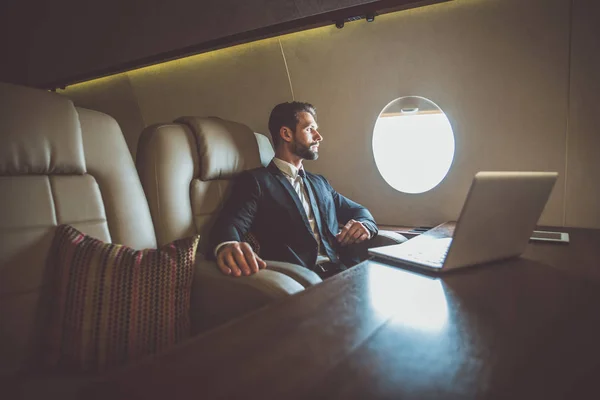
336,219,370,246
216,242,267,277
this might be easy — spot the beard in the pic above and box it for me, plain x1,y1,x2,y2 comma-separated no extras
292,141,319,160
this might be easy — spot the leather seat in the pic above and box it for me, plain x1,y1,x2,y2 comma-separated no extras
0,83,404,398
136,116,408,332
136,116,322,334
0,82,157,396
0,84,315,397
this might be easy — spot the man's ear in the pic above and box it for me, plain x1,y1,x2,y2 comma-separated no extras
280,126,293,143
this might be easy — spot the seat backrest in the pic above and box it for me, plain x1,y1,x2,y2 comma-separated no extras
136,116,274,253
0,82,157,375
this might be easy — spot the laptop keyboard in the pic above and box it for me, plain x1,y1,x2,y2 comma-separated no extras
400,237,452,265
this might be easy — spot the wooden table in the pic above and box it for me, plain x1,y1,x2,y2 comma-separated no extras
86,227,600,399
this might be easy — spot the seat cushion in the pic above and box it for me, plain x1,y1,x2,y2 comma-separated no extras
0,83,157,375
44,225,199,372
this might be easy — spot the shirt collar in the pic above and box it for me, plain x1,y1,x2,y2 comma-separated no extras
273,157,304,179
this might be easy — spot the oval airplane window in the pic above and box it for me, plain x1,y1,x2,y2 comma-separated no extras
372,96,455,194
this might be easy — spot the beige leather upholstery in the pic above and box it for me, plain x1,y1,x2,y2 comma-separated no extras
0,85,85,175
136,116,275,250
255,131,276,167
136,117,276,251
136,116,321,334
0,83,403,397
136,123,198,248
0,85,307,400
177,116,263,181
0,82,156,377
78,108,156,248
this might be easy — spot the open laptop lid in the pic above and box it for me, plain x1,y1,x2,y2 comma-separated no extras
442,171,558,270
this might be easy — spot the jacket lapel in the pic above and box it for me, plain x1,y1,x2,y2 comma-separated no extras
303,173,339,262
304,173,332,234
267,162,313,235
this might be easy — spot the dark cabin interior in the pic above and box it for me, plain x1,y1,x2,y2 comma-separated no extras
1,0,599,398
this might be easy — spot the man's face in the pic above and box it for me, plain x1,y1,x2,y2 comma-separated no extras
290,111,322,160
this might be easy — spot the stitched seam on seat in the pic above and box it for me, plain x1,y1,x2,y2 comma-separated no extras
74,107,89,174
47,176,58,226
0,225,55,232
153,137,163,244
55,218,107,226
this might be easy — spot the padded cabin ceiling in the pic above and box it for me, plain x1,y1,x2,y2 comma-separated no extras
0,0,449,88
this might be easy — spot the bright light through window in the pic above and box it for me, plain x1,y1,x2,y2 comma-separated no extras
372,97,455,194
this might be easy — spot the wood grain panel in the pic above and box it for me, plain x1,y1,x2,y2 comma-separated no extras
83,227,600,399
305,257,600,399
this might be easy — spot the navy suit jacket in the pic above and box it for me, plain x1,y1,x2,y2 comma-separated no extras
209,161,378,269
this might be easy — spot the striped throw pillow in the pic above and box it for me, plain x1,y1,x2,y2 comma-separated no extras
45,224,200,372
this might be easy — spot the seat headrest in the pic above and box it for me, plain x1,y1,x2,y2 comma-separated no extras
0,82,86,175
175,116,262,181
255,132,275,167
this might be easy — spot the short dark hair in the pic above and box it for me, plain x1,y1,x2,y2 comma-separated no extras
268,101,316,147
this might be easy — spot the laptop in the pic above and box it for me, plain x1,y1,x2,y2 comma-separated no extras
368,171,558,272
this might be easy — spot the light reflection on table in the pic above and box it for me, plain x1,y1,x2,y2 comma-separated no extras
367,263,449,333
365,262,489,396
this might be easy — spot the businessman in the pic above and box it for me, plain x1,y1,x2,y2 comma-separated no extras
210,102,378,278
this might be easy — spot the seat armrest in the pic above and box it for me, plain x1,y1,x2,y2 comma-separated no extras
340,230,409,262
369,230,409,248
191,256,305,334
265,260,322,287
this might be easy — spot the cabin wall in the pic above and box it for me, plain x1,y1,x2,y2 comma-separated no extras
59,0,600,229
565,0,600,229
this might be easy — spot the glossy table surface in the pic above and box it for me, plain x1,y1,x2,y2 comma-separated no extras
87,227,600,399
